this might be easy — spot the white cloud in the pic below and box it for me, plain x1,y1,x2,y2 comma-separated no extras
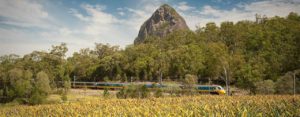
122,2,164,31
66,4,135,53
0,28,51,56
179,0,300,29
69,8,90,21
0,0,53,28
118,11,125,16
176,2,195,11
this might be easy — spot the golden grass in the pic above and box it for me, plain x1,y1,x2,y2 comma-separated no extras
0,95,299,117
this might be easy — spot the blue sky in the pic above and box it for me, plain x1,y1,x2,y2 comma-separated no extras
0,0,300,56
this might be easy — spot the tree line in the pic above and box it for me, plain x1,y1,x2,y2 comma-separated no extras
0,12,300,103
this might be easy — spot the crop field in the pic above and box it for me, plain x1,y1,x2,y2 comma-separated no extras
0,95,299,117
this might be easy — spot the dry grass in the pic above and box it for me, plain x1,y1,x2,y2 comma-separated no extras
1,95,299,117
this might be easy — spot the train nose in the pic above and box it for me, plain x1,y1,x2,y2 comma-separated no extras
221,90,226,94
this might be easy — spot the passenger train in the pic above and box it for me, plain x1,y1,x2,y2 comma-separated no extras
71,82,226,95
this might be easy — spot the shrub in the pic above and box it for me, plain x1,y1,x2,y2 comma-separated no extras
182,74,198,95
116,88,126,99
8,69,32,98
35,71,51,95
154,88,163,98
103,88,110,98
28,90,46,105
103,76,110,82
61,92,68,102
116,85,150,99
27,71,52,105
63,80,71,93
182,74,197,89
276,75,294,94
0,89,3,97
115,74,122,81
140,85,150,98
255,80,275,94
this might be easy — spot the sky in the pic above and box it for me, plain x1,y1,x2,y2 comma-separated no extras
0,0,300,57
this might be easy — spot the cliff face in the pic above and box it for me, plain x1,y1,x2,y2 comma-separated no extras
134,4,189,44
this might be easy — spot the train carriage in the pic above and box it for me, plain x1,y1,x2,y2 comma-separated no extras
196,85,226,95
71,82,226,95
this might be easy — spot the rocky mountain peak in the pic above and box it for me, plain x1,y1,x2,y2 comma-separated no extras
134,4,189,44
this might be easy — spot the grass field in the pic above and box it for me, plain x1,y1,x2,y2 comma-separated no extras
0,93,299,117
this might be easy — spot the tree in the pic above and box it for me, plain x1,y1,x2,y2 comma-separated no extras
182,74,197,88
235,56,266,94
203,22,220,42
50,43,68,59
69,48,99,81
255,80,275,94
35,71,51,95
94,43,119,59
168,44,205,79
276,72,295,94
7,68,32,99
204,42,230,84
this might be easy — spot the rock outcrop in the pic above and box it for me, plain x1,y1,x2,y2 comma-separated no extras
134,4,189,44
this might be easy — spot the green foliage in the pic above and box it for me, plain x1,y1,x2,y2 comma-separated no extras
63,80,71,93
116,85,150,99
276,74,294,94
103,76,110,82
255,80,275,94
28,90,46,105
182,74,197,89
60,80,71,102
35,71,51,95
61,92,68,102
7,68,32,98
103,88,110,98
154,88,163,98
0,89,2,96
116,88,126,99
181,74,198,95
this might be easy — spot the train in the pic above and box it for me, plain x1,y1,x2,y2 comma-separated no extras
71,82,226,95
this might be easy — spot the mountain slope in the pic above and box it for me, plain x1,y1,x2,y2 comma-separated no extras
134,4,189,44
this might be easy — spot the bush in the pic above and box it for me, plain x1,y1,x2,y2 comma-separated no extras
276,75,294,94
115,74,122,81
8,69,32,98
103,88,110,98
63,80,71,93
255,80,275,94
27,71,52,105
28,90,46,105
182,74,197,89
116,88,126,99
60,80,71,102
103,76,110,82
0,89,3,97
181,74,198,95
35,71,51,95
116,85,150,99
140,85,150,98
61,92,68,102
154,88,163,98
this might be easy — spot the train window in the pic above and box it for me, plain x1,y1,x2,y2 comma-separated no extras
199,87,209,90
217,86,223,90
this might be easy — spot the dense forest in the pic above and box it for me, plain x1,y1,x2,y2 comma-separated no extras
1,13,300,103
